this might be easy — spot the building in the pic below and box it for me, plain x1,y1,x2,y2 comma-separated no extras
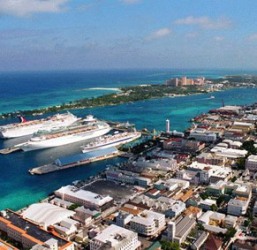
130,210,165,236
54,185,113,211
203,234,223,250
169,216,196,245
0,239,18,250
227,197,249,216
154,178,190,191
189,129,217,142
192,231,209,250
0,210,74,250
246,155,257,172
90,224,141,250
22,203,75,230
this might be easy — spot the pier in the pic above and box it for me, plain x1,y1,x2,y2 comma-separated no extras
0,147,21,155
29,147,122,175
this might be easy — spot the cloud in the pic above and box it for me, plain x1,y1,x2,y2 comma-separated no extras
121,0,142,4
0,0,69,17
248,33,257,41
175,16,232,29
146,28,171,41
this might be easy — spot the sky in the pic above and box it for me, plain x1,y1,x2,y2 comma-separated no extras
1,0,257,71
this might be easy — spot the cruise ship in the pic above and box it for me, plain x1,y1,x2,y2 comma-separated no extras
0,112,79,139
81,130,141,153
19,116,111,151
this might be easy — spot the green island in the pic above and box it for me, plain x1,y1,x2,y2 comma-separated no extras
1,75,256,119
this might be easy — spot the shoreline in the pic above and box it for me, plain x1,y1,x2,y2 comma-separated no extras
0,83,226,120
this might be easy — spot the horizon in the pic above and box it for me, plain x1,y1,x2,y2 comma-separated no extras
1,1,257,71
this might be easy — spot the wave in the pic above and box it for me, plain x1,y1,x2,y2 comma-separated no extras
84,87,121,92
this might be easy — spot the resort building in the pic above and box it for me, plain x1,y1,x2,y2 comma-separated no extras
90,224,141,250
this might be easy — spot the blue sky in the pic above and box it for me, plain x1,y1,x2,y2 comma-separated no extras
1,0,257,71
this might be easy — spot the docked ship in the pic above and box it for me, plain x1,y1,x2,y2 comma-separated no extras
81,130,141,153
0,112,79,139
19,116,111,151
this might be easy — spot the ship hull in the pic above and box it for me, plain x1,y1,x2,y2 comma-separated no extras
0,113,79,139
20,126,111,151
82,132,141,153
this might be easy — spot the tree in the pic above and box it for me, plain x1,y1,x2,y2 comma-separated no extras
160,240,180,250
210,204,218,211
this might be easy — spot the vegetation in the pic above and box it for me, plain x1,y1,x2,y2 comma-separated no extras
241,140,257,155
0,84,207,119
68,203,80,211
224,227,237,241
160,240,180,250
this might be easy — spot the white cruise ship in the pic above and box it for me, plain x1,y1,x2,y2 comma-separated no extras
19,117,111,151
81,130,141,153
0,112,79,139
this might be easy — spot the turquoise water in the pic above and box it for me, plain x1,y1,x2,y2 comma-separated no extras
0,70,256,211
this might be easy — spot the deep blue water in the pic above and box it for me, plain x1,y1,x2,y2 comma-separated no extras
0,69,257,211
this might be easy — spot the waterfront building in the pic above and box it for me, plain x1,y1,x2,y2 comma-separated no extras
54,185,113,211
0,210,74,250
90,224,141,250
130,210,165,236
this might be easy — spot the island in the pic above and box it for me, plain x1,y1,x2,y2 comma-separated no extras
1,75,256,119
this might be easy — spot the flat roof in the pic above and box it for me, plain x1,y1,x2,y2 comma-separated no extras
3,210,69,247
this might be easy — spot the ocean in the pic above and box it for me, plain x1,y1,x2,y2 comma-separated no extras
0,69,257,211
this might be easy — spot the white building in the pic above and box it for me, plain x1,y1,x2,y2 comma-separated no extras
54,185,113,211
210,147,248,159
22,203,75,230
90,224,141,250
246,155,257,172
130,210,165,236
189,129,217,142
227,197,249,216
154,178,190,191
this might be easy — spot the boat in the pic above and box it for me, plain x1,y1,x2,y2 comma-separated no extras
0,112,79,139
81,130,141,153
18,116,111,151
210,95,215,99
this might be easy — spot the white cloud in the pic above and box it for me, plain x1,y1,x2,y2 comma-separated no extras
175,16,232,29
146,28,171,41
248,33,257,41
0,0,69,17
214,36,224,41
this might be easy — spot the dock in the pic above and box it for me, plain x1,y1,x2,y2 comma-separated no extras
29,147,122,175
0,147,21,155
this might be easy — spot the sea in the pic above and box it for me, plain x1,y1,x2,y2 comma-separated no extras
0,68,257,211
